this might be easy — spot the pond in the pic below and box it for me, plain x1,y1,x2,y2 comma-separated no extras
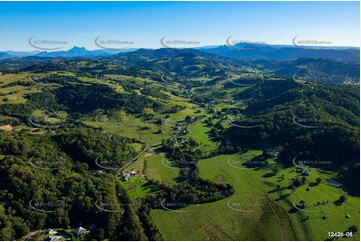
325,179,343,187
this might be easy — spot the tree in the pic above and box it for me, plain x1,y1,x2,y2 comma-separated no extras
12,217,30,238
0,227,14,241
348,225,357,233
272,166,280,174
185,116,193,124
96,228,105,240
339,195,347,203
290,185,296,193
298,200,306,209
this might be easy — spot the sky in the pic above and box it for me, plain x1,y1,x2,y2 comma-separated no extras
0,1,359,51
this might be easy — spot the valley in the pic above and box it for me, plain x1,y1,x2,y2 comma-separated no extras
0,46,359,241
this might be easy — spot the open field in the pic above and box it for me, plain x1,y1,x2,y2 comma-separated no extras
150,152,360,241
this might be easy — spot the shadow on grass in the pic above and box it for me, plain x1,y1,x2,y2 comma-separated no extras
301,216,310,222
333,200,344,206
275,193,291,202
288,206,299,214
263,172,276,178
268,186,287,194
141,181,163,193
308,182,319,187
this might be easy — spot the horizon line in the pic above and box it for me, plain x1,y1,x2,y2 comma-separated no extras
2,43,360,53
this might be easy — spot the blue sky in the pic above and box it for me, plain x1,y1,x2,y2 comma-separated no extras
0,1,359,51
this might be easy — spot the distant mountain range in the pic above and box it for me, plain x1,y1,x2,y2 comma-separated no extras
0,46,137,60
0,50,40,59
0,43,359,62
202,43,360,62
35,46,138,58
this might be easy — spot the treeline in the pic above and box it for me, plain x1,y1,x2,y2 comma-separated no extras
215,80,360,194
0,126,148,240
143,179,234,209
55,83,153,114
53,126,140,170
0,82,181,125
0,81,33,88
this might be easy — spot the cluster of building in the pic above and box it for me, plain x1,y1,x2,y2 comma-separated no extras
270,150,279,157
122,169,138,181
44,225,94,241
